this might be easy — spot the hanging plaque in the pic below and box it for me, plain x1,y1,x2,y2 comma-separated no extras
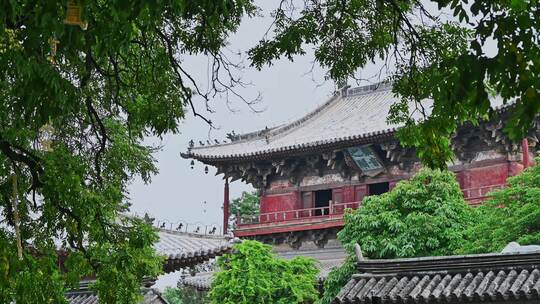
345,145,384,174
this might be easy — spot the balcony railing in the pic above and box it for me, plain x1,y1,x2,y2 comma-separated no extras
236,184,506,228
462,184,505,203
237,201,360,226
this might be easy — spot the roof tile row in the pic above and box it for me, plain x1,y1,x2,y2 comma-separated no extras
65,282,167,304
336,269,540,303
154,229,234,273
185,84,400,161
335,250,540,304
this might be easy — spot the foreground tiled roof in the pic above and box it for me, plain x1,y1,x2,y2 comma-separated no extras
65,281,168,304
184,82,400,161
335,251,540,304
182,272,214,291
182,247,346,291
62,230,232,303
155,229,234,273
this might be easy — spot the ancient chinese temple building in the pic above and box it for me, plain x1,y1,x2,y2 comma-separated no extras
183,82,539,249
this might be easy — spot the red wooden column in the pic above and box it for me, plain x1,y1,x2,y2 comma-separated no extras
223,178,230,235
522,138,530,168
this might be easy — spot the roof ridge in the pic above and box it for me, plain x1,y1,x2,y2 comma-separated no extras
188,80,393,151
346,80,392,97
361,250,540,263
158,228,229,240
183,80,403,161
190,92,342,150
338,254,540,304
263,93,342,142
356,251,540,275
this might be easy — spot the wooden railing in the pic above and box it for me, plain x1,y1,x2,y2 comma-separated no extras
237,184,506,227
462,184,505,201
237,201,360,226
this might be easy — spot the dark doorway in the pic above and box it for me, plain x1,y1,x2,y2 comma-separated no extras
314,189,332,216
368,182,390,196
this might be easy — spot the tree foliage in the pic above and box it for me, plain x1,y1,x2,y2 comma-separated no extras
0,1,256,302
461,157,540,254
318,168,472,304
209,240,319,304
229,191,260,228
2,0,537,300
230,191,260,217
339,168,471,258
249,0,540,168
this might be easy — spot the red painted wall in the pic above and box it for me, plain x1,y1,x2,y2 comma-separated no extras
342,186,355,203
354,185,368,202
460,163,508,189
260,192,299,222
258,161,524,215
509,161,524,177
458,161,523,205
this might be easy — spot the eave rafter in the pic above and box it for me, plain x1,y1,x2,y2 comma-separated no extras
201,115,540,189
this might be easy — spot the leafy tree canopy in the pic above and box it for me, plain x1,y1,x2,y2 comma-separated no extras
230,191,260,218
461,157,540,254
318,168,472,304
0,1,256,302
339,168,471,258
249,0,540,168
229,191,260,228
2,0,536,301
209,240,319,304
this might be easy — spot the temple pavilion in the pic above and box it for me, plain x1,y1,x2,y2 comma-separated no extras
183,81,539,250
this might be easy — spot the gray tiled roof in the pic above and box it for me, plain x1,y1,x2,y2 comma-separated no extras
63,231,232,303
155,229,233,273
182,272,214,291
65,281,168,304
185,83,509,161
182,247,346,291
186,83,400,160
335,251,540,303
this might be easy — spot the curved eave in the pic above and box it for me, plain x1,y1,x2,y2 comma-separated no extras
163,245,232,273
183,128,397,163
181,89,516,164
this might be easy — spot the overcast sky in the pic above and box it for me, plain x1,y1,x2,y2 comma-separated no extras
128,1,384,289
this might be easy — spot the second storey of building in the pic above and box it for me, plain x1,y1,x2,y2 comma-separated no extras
183,82,540,239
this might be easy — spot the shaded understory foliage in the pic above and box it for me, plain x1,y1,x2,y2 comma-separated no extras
209,240,319,304
318,168,472,304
